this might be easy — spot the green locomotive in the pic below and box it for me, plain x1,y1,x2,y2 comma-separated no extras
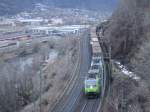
84,72,101,98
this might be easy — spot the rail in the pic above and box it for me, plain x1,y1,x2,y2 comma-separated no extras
49,36,81,112
96,25,111,112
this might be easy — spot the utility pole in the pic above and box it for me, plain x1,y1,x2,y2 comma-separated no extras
39,68,42,112
120,84,127,112
39,62,43,112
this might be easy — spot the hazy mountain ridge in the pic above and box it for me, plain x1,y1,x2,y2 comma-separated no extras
0,0,37,15
0,0,118,16
43,0,117,11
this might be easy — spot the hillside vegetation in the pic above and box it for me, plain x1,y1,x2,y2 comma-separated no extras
101,0,150,111
0,37,79,112
105,0,150,82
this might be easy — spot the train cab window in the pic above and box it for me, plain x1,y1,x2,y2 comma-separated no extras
88,73,96,78
91,65,99,70
93,59,100,63
85,80,97,88
93,53,101,57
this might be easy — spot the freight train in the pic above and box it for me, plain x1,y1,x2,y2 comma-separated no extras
84,27,103,98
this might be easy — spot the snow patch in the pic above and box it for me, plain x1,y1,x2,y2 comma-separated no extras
20,57,33,71
48,51,58,60
115,61,140,81
45,50,58,63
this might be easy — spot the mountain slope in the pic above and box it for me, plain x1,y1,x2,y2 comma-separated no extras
0,0,38,15
105,0,150,62
100,0,150,111
43,0,118,11
0,0,118,15
104,0,150,84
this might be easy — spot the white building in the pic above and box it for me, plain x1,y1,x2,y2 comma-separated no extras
51,18,63,25
0,19,16,27
28,25,89,36
16,18,48,26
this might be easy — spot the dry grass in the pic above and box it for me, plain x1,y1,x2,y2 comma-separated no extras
20,37,79,112
0,36,79,112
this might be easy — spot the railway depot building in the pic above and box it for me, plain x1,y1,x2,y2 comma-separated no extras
27,25,89,36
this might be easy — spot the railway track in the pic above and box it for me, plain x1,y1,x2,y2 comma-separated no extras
78,26,109,112
51,25,111,112
73,92,101,112
84,99,101,112
70,27,107,112
51,32,91,112
50,37,81,112
96,24,112,112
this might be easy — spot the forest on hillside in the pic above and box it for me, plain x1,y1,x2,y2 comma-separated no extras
101,0,150,111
